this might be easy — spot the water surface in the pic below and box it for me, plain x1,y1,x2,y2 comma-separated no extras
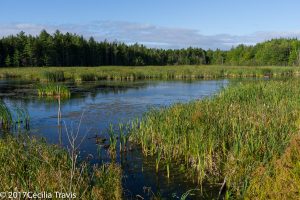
0,79,228,199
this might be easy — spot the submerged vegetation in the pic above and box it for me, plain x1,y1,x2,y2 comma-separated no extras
37,84,70,98
129,79,300,198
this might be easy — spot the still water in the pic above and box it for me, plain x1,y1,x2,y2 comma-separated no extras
0,79,228,199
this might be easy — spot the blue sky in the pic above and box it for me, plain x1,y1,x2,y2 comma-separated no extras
1,0,300,49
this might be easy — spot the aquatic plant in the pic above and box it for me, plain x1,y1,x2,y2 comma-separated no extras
80,73,96,81
1,65,300,82
43,70,65,82
108,124,118,154
0,100,12,129
37,84,70,98
129,79,300,198
0,135,122,199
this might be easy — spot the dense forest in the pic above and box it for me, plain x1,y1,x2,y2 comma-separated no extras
0,30,300,67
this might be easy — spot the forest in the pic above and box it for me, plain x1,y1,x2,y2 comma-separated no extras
0,30,300,67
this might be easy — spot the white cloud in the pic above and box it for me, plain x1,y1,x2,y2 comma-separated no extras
0,21,300,50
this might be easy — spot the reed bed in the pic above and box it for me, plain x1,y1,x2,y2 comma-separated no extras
43,70,65,82
0,65,299,82
0,135,122,199
0,100,13,129
37,84,70,98
128,79,300,198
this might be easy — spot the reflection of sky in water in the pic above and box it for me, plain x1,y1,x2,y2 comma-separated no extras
0,79,228,200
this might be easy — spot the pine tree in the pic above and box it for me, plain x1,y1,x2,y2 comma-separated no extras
5,55,11,67
13,50,20,67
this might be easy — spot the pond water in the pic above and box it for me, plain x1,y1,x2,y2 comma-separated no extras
0,79,228,199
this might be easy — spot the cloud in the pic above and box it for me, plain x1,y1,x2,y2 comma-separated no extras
0,21,300,50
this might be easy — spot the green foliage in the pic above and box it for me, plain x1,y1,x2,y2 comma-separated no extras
43,70,65,82
1,31,300,67
0,30,208,67
0,135,122,199
0,65,299,82
129,79,300,198
37,84,70,98
4,55,11,67
0,100,12,129
79,73,96,81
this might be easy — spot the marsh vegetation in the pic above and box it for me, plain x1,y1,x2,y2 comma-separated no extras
0,65,299,82
128,79,300,199
0,70,299,199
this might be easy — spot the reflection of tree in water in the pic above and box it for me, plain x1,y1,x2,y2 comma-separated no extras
75,81,152,97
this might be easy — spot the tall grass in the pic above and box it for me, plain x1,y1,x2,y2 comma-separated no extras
128,79,300,198
37,84,70,98
0,100,12,129
0,135,122,199
0,65,300,81
43,70,65,82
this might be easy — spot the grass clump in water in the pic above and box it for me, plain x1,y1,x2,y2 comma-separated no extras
129,79,300,198
37,84,70,98
0,100,12,130
0,135,122,199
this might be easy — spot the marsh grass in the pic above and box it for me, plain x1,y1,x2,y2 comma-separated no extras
0,100,13,129
43,70,65,82
129,79,300,198
37,84,70,98
0,100,30,131
0,135,122,199
1,65,300,82
80,73,96,81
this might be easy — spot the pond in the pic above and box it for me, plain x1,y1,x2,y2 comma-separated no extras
0,79,228,199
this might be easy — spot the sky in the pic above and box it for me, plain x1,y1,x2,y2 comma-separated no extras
1,0,300,49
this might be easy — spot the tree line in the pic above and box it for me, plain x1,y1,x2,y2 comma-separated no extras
0,30,300,67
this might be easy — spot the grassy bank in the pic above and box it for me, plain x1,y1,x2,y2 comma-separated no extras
0,65,299,82
129,79,300,199
0,135,122,199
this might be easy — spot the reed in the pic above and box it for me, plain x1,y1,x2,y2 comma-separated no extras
0,135,122,199
1,65,300,82
118,123,129,152
0,100,12,129
80,73,96,81
43,70,65,82
129,79,300,198
37,84,70,98
108,124,118,154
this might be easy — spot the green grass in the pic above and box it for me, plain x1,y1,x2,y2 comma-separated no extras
0,65,299,82
43,70,65,82
0,99,13,129
37,84,71,98
128,79,300,199
0,96,121,199
0,135,122,199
